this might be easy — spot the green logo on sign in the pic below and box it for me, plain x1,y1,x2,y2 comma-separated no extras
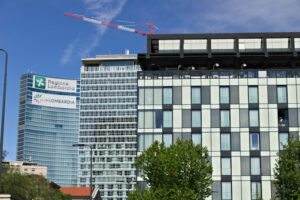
35,76,46,89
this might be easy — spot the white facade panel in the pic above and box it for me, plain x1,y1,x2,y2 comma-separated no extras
288,85,297,103
212,157,220,176
182,86,191,104
240,132,250,151
232,157,241,176
173,110,182,128
211,133,220,151
269,109,278,127
259,109,269,127
232,181,242,200
242,181,251,200
259,86,268,104
202,109,211,128
211,86,219,104
239,86,248,104
231,109,239,128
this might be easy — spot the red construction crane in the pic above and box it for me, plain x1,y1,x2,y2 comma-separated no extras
64,12,155,36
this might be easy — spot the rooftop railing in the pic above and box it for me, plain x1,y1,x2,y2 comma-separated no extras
138,69,300,80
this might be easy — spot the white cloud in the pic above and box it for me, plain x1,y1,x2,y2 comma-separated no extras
61,0,127,64
61,37,79,65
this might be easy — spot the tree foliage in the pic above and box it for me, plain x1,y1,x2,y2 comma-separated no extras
273,136,300,199
130,140,213,200
1,168,72,200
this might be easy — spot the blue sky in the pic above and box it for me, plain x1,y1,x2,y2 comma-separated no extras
1,0,300,160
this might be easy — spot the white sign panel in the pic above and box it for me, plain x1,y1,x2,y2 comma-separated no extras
33,75,77,93
32,92,77,109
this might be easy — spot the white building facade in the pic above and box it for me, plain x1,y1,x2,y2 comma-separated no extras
136,32,300,199
79,55,140,200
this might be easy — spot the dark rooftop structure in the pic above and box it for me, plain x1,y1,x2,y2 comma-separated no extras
138,32,300,71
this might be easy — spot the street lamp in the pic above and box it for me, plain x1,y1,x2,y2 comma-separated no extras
0,48,8,192
73,144,93,200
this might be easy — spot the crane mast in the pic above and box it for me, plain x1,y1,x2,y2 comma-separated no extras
64,12,153,36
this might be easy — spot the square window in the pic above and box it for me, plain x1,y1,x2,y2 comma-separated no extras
192,133,201,145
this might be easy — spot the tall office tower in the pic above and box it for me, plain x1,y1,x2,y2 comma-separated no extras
17,73,80,187
137,33,300,200
80,55,140,200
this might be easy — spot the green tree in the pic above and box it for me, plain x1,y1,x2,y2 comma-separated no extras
273,136,300,199
1,168,72,200
130,140,213,200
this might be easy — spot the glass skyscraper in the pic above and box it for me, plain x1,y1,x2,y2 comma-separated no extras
16,73,80,187
80,55,139,200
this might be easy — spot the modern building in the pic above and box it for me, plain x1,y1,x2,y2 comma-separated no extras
137,32,300,200
16,73,80,187
79,55,140,200
2,160,47,177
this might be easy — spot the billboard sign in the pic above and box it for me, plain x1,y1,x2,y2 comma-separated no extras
32,92,76,109
33,75,77,93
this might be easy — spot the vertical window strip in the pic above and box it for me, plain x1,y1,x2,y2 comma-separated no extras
248,86,258,103
163,88,172,104
163,111,172,128
221,110,230,127
250,133,260,150
221,158,231,175
222,182,232,200
249,110,259,127
251,157,261,175
191,87,201,104
221,133,231,151
279,132,288,150
192,110,201,127
220,87,230,104
277,86,287,103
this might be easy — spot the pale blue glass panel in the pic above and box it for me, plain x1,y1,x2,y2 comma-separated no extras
251,157,260,175
249,86,258,103
192,87,201,104
277,86,287,103
163,88,172,104
251,182,262,200
221,158,231,175
221,133,230,150
144,134,154,150
221,110,230,127
250,133,260,150
249,110,259,127
192,133,201,145
279,133,288,150
222,182,232,200
220,87,229,104
192,110,201,127
163,134,172,147
163,111,172,128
